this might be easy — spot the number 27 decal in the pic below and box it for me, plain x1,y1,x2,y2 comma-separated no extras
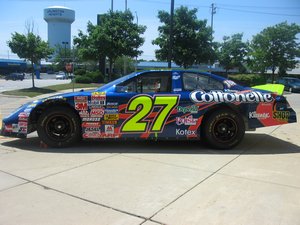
121,95,180,133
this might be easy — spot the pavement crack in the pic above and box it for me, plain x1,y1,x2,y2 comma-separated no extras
31,181,150,222
148,133,267,220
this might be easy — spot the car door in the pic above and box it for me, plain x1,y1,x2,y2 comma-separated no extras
173,71,225,139
110,71,180,139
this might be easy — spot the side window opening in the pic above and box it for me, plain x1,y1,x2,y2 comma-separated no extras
183,73,223,91
137,73,171,93
115,72,171,93
115,78,137,93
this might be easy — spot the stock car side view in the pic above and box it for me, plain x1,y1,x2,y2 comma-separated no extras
1,70,297,149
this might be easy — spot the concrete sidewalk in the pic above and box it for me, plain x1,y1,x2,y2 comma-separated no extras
0,94,299,225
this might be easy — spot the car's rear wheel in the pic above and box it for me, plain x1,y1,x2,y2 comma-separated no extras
202,109,245,149
37,106,81,147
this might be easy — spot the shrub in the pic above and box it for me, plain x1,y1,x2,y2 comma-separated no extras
229,74,266,87
74,68,86,76
86,71,104,83
74,71,104,84
75,76,93,84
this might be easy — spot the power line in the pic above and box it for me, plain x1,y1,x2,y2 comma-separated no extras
218,4,300,10
134,0,300,17
219,7,300,17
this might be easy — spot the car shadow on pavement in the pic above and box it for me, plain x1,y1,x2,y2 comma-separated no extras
1,133,299,155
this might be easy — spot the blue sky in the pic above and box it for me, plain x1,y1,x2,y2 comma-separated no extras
0,0,299,60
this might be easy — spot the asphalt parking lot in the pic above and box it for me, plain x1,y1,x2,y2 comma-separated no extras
0,75,70,92
0,93,299,225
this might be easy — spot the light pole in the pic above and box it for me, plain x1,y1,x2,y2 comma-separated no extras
62,41,69,75
209,3,216,73
168,0,175,68
135,11,138,72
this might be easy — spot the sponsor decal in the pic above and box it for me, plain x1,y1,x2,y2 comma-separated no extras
19,127,27,134
105,125,114,134
18,112,29,121
190,91,273,103
89,100,106,108
82,122,101,134
224,80,237,88
12,124,19,133
82,122,101,128
176,115,198,126
176,129,196,136
249,112,270,119
105,108,119,114
90,92,106,107
83,131,102,138
4,124,12,132
106,102,118,108
104,114,119,121
90,108,105,117
82,117,101,122
273,111,290,121
75,102,88,110
74,96,88,102
173,88,182,92
101,120,118,125
79,110,89,118
18,122,28,127
99,133,119,138
172,75,181,80
84,127,100,132
91,92,106,101
177,105,198,114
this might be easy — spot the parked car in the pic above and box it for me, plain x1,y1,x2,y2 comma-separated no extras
277,77,300,93
5,73,25,81
56,71,66,80
1,70,297,149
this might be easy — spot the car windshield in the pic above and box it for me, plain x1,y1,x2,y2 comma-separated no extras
95,72,136,91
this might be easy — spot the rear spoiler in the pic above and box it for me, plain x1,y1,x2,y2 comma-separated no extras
251,84,284,95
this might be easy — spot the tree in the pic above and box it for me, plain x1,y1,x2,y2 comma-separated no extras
74,10,146,81
218,33,248,75
249,22,300,82
114,56,135,75
53,44,75,72
8,32,53,88
152,6,215,68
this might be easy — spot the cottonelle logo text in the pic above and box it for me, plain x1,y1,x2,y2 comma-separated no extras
190,91,274,103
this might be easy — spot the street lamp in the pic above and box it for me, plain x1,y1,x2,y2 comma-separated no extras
62,41,69,75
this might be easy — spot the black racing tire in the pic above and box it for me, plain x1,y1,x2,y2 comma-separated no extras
202,109,245,149
37,106,81,147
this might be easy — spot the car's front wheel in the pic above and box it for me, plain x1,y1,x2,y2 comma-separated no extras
202,109,245,149
37,106,81,147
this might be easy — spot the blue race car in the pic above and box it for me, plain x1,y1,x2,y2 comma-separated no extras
1,70,297,149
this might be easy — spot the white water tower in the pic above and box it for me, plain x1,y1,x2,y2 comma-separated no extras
44,6,75,51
